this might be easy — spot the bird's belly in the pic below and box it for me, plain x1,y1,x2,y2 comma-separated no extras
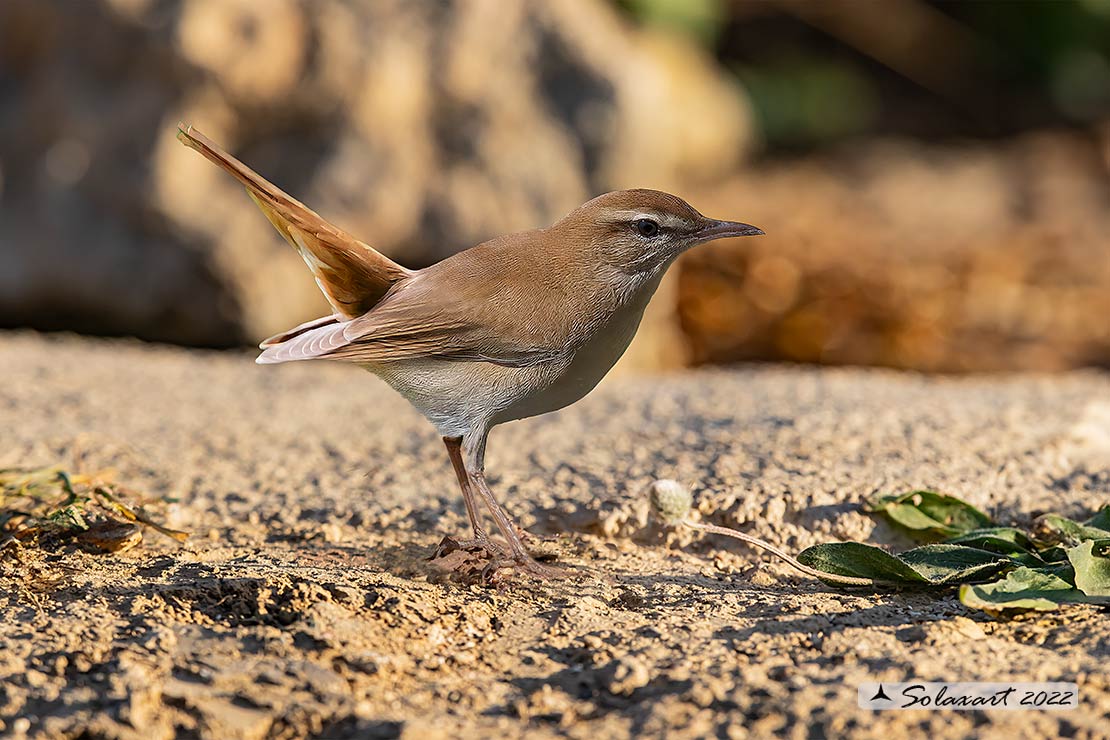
365,359,491,438
366,280,657,433
492,298,645,424
365,317,637,435
364,358,560,437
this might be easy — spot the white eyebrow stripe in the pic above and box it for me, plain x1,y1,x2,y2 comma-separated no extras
610,210,690,228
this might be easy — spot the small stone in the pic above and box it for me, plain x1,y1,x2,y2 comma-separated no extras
320,523,343,543
741,565,776,587
615,589,645,609
604,656,651,696
950,616,987,641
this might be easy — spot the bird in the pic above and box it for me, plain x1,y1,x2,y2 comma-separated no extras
176,123,763,582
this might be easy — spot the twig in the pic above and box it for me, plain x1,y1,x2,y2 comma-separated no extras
93,486,189,542
681,518,875,587
648,479,877,587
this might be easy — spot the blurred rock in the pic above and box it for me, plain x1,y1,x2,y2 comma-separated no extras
0,0,751,350
680,129,1110,372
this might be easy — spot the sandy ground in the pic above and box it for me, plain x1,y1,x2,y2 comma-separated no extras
1,332,1109,739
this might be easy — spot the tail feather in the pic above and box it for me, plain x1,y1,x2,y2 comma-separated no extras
176,123,411,319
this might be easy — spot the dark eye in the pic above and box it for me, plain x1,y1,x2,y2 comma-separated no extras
632,218,660,238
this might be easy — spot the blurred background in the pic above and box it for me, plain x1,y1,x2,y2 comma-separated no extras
1,0,1108,373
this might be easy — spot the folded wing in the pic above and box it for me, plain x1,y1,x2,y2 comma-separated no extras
256,236,576,368
256,276,565,367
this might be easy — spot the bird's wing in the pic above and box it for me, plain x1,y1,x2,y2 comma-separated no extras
258,314,342,348
256,321,353,365
257,237,581,368
333,302,566,367
257,279,566,367
176,123,412,319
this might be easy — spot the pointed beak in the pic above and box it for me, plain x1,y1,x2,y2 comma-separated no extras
693,219,765,243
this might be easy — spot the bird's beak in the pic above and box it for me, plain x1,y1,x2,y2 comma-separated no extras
693,219,765,243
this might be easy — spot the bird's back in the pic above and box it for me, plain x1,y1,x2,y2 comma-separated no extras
259,224,619,367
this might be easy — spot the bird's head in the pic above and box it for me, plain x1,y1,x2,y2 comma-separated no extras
560,189,763,274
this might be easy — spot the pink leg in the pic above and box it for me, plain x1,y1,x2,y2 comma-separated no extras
431,436,507,559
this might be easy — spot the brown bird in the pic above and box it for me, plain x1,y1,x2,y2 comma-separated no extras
177,123,763,581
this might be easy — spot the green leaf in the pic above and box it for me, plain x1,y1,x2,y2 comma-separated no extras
865,491,992,538
47,504,88,531
1036,545,1070,564
1068,539,1110,597
897,544,1014,585
944,528,1049,566
1035,513,1110,546
797,542,928,584
958,567,1091,617
945,527,1034,554
1084,506,1110,532
882,503,954,533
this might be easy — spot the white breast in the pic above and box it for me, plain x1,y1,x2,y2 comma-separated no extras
366,269,666,435
491,272,662,425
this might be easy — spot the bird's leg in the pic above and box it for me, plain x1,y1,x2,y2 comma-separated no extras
443,429,566,583
444,436,488,540
431,436,507,560
467,470,531,561
468,469,566,582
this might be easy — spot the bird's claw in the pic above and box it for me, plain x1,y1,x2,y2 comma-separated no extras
479,554,569,585
429,534,508,561
429,533,568,585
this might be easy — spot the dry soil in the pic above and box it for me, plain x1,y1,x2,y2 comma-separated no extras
1,333,1108,739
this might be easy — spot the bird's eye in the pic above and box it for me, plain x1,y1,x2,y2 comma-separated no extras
632,218,660,238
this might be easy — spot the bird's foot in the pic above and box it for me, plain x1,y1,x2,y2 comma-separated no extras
428,534,508,561
427,535,568,585
480,553,569,586
513,525,557,545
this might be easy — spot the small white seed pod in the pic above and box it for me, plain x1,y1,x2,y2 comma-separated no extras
648,479,692,526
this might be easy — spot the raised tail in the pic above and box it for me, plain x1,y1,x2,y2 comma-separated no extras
176,123,412,320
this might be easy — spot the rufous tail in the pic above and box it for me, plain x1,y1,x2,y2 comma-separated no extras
176,123,411,319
